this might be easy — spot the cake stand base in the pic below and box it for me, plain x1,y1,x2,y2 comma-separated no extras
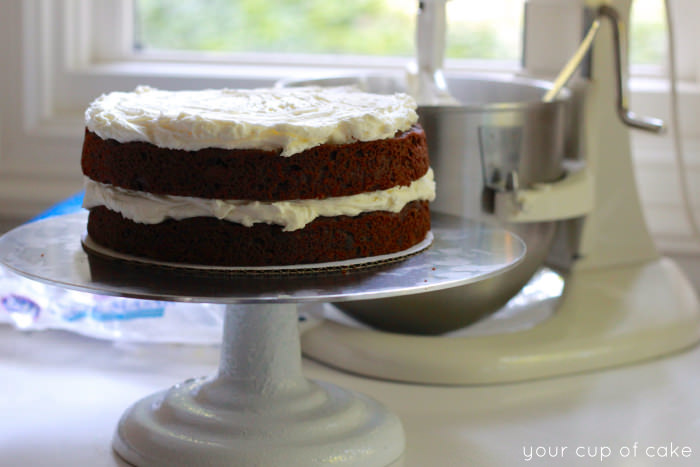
113,303,404,467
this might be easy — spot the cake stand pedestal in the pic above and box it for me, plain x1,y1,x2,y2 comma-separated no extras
114,303,404,466
0,211,524,467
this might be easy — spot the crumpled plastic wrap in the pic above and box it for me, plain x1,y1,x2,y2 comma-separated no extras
0,263,224,344
0,194,224,344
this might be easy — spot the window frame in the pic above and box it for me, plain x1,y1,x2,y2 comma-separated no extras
37,0,700,130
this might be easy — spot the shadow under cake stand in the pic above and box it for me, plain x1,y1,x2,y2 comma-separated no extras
0,211,525,467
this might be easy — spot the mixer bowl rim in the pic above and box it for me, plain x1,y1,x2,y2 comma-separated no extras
277,72,572,112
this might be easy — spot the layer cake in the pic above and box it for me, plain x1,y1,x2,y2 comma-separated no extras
81,86,435,267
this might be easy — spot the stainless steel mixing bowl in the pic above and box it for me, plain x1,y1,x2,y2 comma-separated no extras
280,74,572,334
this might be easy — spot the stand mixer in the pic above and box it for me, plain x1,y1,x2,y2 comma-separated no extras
297,0,700,384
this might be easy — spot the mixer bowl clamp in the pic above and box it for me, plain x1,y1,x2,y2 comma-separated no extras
493,160,594,223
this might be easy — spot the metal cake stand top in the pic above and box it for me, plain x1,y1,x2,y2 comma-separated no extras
0,211,525,304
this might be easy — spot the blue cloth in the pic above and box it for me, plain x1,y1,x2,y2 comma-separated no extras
31,191,85,222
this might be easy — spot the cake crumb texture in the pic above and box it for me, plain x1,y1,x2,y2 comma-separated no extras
87,201,430,267
81,125,429,201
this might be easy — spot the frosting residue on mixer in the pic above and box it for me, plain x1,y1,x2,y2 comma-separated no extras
84,85,419,156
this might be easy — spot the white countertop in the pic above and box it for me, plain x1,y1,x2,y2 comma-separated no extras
1,323,699,467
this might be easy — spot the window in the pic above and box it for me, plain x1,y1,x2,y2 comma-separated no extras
133,0,523,62
131,0,668,71
630,0,667,67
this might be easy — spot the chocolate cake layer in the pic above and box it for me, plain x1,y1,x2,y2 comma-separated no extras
87,202,430,267
81,125,430,201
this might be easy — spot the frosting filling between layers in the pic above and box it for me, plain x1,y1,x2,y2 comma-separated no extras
83,169,435,232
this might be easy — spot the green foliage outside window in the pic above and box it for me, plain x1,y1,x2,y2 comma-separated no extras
134,0,520,60
134,0,666,65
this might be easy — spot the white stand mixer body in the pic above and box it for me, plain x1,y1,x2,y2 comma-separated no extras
300,0,700,385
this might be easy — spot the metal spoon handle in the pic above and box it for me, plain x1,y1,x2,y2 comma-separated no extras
543,17,601,103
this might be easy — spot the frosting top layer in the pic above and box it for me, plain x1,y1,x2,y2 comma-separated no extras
85,85,419,156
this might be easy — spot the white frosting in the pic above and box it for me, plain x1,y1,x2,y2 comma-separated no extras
83,169,435,231
85,86,419,157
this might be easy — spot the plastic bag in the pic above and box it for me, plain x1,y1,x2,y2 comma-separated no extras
0,263,224,344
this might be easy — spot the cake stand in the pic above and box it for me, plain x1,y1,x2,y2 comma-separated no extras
0,211,525,467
